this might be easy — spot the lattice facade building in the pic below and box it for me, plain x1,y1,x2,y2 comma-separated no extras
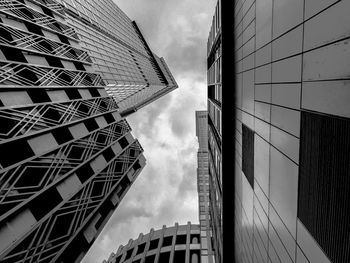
104,222,202,263
54,0,178,116
0,0,146,262
195,111,215,263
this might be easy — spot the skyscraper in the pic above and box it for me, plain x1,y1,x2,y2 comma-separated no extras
55,0,178,117
104,222,202,263
208,0,350,262
0,0,179,261
206,1,222,263
195,111,215,263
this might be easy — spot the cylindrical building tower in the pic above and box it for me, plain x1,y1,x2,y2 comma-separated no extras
103,222,202,263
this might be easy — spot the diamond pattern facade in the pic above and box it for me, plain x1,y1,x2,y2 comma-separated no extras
0,0,147,262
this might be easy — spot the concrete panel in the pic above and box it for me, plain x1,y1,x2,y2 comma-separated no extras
69,123,89,139
90,154,107,173
28,133,58,155
56,174,82,200
0,91,33,107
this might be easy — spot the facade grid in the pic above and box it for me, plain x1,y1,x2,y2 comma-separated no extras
104,222,202,263
195,111,215,263
229,0,350,262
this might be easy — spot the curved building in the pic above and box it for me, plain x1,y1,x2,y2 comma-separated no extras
104,222,202,263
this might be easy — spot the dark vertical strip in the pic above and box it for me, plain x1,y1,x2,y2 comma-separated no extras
242,124,254,188
298,111,350,263
222,0,236,262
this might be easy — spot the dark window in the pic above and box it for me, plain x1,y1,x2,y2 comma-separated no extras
162,236,172,247
242,124,254,188
84,118,99,132
125,248,133,260
104,113,115,124
103,148,115,162
145,254,155,263
0,139,34,167
24,22,44,36
49,212,74,240
176,235,187,245
15,166,47,188
73,61,85,71
133,259,141,263
65,88,81,100
149,239,159,250
27,89,51,103
174,250,185,262
52,126,73,145
298,111,350,263
42,107,61,122
136,243,146,255
45,56,64,68
133,160,141,171
76,163,94,183
88,88,100,97
0,46,27,63
115,255,122,263
77,103,90,114
158,252,170,263
0,115,16,135
119,136,129,149
30,188,63,220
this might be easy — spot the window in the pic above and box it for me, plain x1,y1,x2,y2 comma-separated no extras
242,124,254,188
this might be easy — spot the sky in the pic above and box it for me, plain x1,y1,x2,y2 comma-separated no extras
82,0,216,262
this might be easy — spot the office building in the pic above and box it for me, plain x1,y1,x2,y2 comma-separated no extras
55,0,178,116
195,111,215,263
0,0,148,262
208,0,350,262
206,2,222,263
104,222,202,263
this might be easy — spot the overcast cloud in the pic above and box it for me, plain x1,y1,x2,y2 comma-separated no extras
82,0,216,262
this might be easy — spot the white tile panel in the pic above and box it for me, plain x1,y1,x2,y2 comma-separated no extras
255,44,271,67
255,84,271,103
303,39,350,81
272,55,302,83
272,25,303,61
271,126,299,163
269,147,298,236
254,135,270,197
271,105,300,137
272,0,303,39
302,80,350,118
305,0,338,20
272,83,301,109
304,1,350,50
297,220,331,263
255,65,271,84
256,0,273,49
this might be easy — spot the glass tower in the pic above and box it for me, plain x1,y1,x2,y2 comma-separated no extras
56,0,178,116
195,111,215,263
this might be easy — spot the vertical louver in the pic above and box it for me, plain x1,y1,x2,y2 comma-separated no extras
298,111,350,263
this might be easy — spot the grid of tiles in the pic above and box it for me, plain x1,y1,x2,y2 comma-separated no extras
207,2,222,263
234,0,350,262
0,0,146,262
195,111,215,263
104,223,202,263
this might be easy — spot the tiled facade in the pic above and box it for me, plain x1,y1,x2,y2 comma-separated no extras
104,222,202,263
0,0,147,262
56,0,178,116
195,111,215,263
233,0,350,263
207,2,222,263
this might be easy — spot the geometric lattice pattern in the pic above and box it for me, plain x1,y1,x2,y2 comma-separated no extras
1,141,143,263
0,96,118,140
0,0,146,262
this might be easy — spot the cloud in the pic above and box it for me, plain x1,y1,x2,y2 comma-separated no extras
82,0,216,262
